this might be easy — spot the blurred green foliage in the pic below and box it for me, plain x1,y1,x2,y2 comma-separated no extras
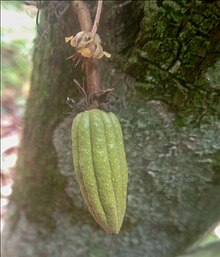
1,1,23,10
2,39,32,90
1,1,36,92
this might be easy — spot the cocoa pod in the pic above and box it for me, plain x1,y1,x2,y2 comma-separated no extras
71,109,128,234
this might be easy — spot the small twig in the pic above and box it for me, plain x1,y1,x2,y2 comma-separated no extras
91,0,103,37
89,88,114,102
73,79,88,104
74,55,83,67
59,5,69,17
114,0,132,9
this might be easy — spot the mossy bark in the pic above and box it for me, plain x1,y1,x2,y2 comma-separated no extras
2,1,220,257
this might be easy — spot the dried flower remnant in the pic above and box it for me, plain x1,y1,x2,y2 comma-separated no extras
65,31,111,59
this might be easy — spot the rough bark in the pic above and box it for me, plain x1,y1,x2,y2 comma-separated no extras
2,1,220,257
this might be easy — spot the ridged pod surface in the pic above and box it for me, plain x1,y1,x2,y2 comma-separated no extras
71,109,128,234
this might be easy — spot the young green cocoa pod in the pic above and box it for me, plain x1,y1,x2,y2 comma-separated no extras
71,109,128,234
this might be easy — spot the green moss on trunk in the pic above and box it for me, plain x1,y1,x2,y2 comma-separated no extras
113,1,220,125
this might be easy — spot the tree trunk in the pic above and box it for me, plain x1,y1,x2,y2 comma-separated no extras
2,1,220,257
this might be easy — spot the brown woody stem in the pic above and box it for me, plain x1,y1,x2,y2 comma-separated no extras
73,1,101,100
72,1,92,32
